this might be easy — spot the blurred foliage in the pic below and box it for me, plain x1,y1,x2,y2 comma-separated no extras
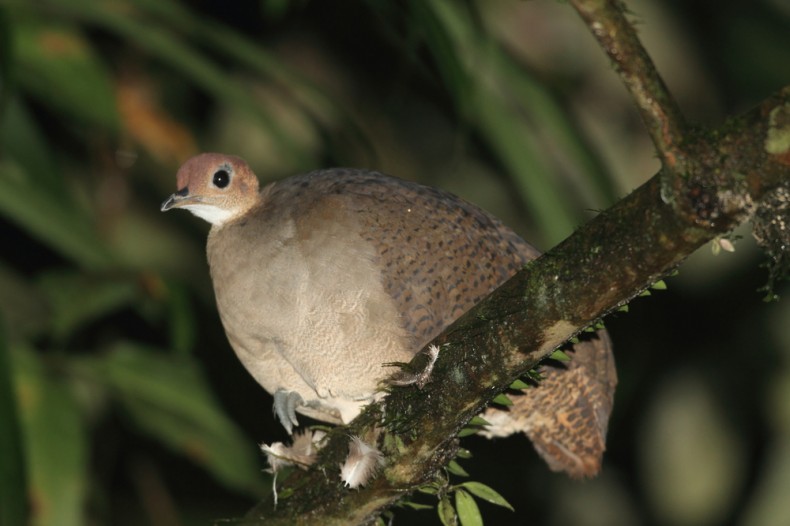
0,0,787,525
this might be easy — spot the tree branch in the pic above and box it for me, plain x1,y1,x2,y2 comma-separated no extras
226,6,790,525
570,0,688,171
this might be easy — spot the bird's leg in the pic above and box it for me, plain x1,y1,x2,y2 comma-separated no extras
387,344,440,389
273,389,304,434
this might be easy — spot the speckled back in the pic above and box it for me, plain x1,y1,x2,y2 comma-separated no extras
266,168,541,348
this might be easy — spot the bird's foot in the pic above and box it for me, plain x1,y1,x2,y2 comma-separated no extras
387,344,440,389
273,389,304,434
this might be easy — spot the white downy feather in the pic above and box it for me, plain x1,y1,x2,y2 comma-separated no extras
260,429,325,473
340,435,384,489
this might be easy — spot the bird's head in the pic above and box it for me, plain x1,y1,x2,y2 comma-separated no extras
161,153,261,226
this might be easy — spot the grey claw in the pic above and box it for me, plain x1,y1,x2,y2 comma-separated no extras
273,389,303,434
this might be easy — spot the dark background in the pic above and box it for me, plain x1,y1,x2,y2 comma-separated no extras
0,0,788,525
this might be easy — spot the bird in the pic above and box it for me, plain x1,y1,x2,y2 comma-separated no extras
162,152,617,478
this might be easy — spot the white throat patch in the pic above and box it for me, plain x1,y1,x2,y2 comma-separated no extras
182,204,235,226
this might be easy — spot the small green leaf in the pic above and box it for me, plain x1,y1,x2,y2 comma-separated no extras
417,484,439,495
403,501,433,511
638,289,652,297
524,369,544,383
460,415,493,437
509,378,530,390
447,460,469,477
384,432,407,455
652,279,667,290
491,393,513,406
455,489,483,526
549,349,571,362
277,487,294,500
438,495,457,526
467,416,490,427
395,434,407,453
456,448,473,459
617,304,630,313
458,482,514,511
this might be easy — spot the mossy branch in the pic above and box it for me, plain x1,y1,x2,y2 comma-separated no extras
226,5,790,525
570,0,688,171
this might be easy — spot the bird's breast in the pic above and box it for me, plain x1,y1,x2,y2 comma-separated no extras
206,210,414,411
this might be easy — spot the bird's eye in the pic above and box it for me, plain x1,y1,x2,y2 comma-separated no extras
213,169,230,188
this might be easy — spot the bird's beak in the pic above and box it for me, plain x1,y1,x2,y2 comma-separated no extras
161,187,190,212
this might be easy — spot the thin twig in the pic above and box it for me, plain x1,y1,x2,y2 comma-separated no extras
570,0,688,171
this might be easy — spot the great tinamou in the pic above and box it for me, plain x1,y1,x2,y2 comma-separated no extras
162,153,616,478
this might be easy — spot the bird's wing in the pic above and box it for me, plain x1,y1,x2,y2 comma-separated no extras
322,169,540,345
482,330,617,478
